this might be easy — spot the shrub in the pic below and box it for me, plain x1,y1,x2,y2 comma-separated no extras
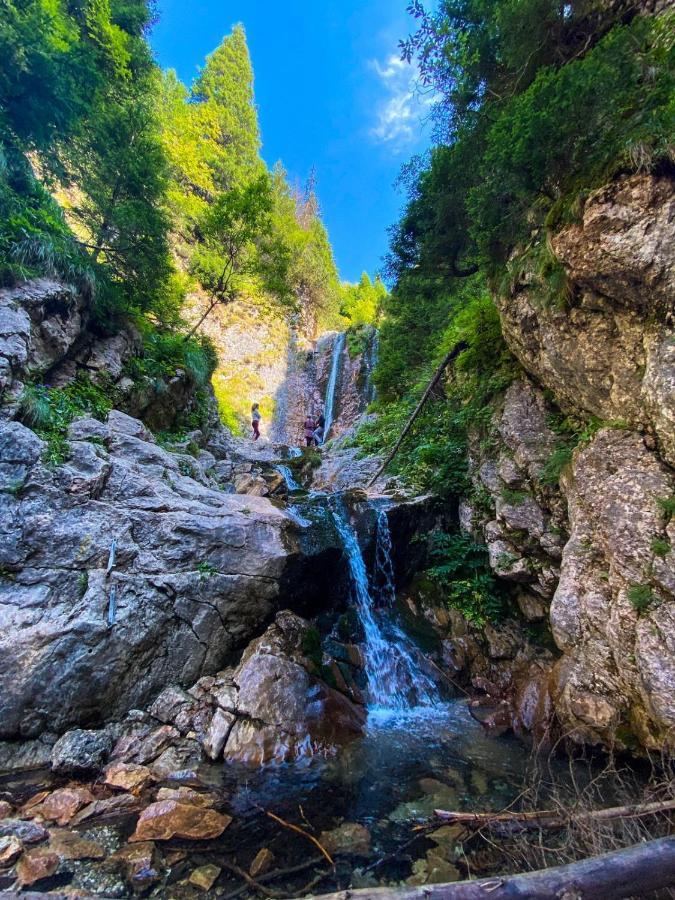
427,532,507,626
628,583,654,614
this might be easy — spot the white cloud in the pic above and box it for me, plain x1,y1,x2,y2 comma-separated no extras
369,54,431,148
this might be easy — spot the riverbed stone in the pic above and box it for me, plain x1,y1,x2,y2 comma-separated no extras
107,841,162,891
103,761,154,793
16,847,60,886
249,848,274,878
129,800,232,842
49,829,105,861
319,823,371,858
28,786,95,825
0,819,48,844
0,835,23,866
189,864,221,891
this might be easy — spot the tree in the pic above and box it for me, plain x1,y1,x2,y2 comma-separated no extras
340,273,388,327
185,173,277,339
191,24,263,191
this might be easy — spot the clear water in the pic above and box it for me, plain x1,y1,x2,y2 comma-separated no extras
323,332,346,440
331,500,440,710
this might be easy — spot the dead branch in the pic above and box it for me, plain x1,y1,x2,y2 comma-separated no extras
434,797,675,831
309,835,675,899
265,809,335,867
366,341,468,488
219,856,325,900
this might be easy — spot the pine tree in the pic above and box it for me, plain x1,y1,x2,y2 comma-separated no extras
191,24,263,190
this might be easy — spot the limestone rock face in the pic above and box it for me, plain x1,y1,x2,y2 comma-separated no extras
466,379,567,605
0,412,341,739
550,428,675,748
0,280,85,412
496,173,675,466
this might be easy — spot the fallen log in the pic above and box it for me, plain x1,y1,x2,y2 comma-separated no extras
366,341,468,488
308,835,675,899
434,797,675,831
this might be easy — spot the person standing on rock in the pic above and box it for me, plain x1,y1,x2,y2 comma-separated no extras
313,410,326,446
251,403,262,441
304,414,316,447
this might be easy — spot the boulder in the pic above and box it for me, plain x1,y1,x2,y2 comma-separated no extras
319,823,371,858
0,408,342,741
221,611,366,765
51,729,113,775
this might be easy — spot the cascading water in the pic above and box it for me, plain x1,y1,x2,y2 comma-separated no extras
275,464,300,492
331,499,439,711
323,331,346,440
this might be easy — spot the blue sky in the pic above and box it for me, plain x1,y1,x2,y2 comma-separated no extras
150,1,434,282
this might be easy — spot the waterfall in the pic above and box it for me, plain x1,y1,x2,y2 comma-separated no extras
330,500,439,711
323,332,345,440
365,330,379,405
276,465,300,492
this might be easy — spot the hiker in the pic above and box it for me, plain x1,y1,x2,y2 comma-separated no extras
303,415,316,447
313,411,326,446
251,403,262,441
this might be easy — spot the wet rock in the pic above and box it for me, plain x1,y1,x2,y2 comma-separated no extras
155,788,215,808
129,800,232,842
0,835,23,866
189,864,221,891
28,786,95,825
0,819,48,844
112,725,180,766
49,829,105,861
103,761,154,793
249,848,274,878
51,729,113,775
201,708,236,761
70,794,140,826
148,686,199,732
16,847,60,886
107,841,162,891
0,801,13,819
319,823,371,858
150,739,202,780
222,611,365,764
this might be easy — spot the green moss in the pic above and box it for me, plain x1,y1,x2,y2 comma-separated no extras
301,626,323,670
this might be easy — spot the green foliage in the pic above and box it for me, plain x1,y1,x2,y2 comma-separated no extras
358,291,518,496
340,273,387,327
628,583,654,614
19,374,115,464
501,487,528,505
346,324,373,359
650,537,671,558
124,327,216,388
658,495,675,522
538,414,604,488
197,561,217,579
427,531,507,626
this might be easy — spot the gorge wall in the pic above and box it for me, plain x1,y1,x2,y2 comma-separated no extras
448,171,675,751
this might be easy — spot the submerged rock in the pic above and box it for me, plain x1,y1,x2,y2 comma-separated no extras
319,823,371,858
15,846,60,886
129,800,232,843
0,834,23,866
189,863,221,891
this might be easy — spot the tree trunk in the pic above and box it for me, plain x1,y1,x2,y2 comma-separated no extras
310,836,675,900
434,798,675,831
